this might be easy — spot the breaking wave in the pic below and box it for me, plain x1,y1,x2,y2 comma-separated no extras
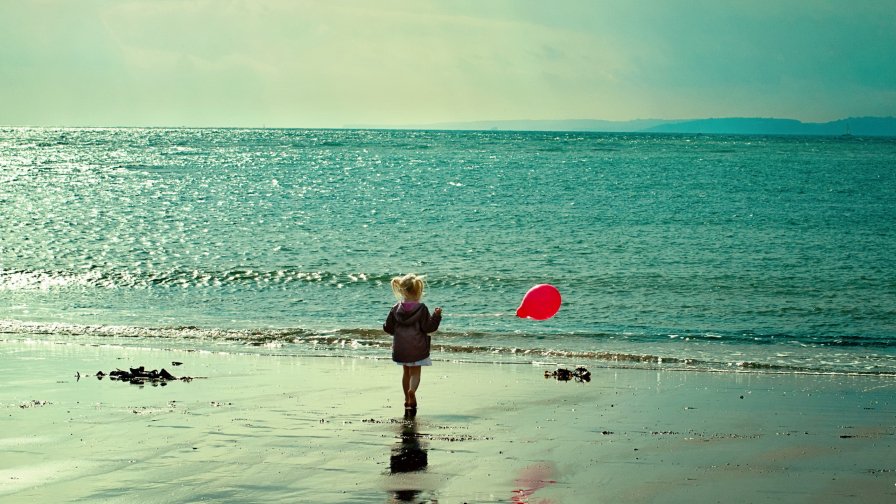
3,320,894,377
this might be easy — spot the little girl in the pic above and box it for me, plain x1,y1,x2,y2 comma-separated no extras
383,273,442,410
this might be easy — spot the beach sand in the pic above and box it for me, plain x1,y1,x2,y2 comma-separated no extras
2,338,894,503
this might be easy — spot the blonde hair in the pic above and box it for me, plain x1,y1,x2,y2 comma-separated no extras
390,273,426,301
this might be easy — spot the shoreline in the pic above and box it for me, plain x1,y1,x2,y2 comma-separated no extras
2,339,894,503
3,327,894,378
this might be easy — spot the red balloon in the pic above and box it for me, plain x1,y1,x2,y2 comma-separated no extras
516,284,561,320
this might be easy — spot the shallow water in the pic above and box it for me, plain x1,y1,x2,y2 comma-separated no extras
2,127,894,374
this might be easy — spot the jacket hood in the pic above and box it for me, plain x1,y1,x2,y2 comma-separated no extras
394,303,425,324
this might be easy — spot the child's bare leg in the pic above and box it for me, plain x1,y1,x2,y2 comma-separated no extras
407,366,421,408
402,366,412,406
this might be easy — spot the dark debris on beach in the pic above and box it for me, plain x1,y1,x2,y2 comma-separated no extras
88,366,196,386
19,400,51,409
544,366,591,383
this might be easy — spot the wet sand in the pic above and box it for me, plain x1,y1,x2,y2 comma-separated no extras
1,339,894,503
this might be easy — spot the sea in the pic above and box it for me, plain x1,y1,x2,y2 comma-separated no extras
2,127,894,376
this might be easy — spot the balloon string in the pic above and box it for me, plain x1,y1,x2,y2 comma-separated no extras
445,312,510,318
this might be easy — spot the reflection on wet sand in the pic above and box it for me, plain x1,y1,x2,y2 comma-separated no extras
511,463,557,503
389,409,429,502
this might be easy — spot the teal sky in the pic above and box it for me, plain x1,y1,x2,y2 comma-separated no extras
2,0,894,128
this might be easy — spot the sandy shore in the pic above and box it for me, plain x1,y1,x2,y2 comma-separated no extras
1,338,894,503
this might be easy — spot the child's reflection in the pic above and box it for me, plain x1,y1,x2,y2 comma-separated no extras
389,410,428,502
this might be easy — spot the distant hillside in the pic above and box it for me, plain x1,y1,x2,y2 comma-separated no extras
644,117,896,136
395,116,896,136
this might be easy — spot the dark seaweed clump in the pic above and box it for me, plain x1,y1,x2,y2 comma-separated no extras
544,366,591,383
92,366,194,386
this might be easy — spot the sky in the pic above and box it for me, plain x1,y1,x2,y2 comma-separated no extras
2,0,895,128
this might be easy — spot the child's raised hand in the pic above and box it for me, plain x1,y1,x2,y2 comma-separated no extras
434,307,442,316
